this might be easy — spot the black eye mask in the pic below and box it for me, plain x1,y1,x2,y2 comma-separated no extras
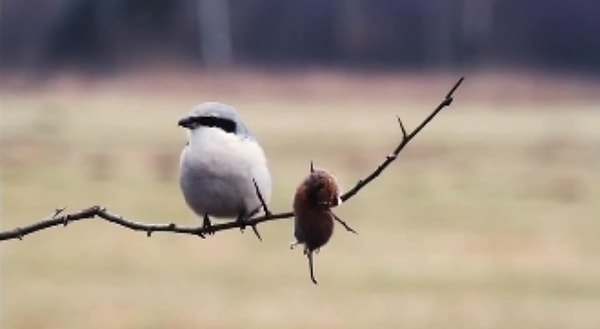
178,114,238,134
197,116,237,133
195,116,237,133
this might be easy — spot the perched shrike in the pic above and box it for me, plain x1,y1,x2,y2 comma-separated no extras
178,102,272,233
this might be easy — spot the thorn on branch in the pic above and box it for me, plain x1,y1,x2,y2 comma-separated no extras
16,228,24,240
310,161,315,173
53,207,67,218
441,97,453,107
251,224,262,241
396,115,407,138
252,178,271,216
333,213,358,235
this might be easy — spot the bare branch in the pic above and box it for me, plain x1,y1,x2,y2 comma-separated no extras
52,206,67,219
0,77,464,242
340,76,464,202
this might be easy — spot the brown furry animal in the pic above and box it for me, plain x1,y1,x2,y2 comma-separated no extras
291,165,357,284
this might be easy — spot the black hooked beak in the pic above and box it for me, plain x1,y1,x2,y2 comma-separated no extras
178,117,195,129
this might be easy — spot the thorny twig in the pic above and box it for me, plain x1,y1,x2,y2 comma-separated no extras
0,77,464,242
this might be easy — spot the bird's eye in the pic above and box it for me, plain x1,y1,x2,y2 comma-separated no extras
196,116,237,133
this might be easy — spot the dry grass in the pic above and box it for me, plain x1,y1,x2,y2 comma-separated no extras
2,71,600,329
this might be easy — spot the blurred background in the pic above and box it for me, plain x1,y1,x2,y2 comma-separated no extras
2,1,600,328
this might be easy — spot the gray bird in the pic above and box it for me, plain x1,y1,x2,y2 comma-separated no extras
178,102,272,235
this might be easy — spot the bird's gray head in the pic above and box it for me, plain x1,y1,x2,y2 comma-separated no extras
178,102,252,137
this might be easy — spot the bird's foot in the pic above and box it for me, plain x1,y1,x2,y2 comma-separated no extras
236,214,262,241
290,240,301,250
203,214,215,235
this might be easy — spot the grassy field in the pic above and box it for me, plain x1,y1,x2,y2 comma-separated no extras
2,71,600,329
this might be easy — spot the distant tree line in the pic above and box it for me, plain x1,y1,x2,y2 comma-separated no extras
2,0,600,72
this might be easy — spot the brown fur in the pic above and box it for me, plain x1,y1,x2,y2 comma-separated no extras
293,170,341,252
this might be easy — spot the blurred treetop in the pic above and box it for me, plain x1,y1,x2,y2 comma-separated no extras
2,0,599,73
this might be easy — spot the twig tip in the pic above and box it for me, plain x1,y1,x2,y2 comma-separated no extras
396,115,407,137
